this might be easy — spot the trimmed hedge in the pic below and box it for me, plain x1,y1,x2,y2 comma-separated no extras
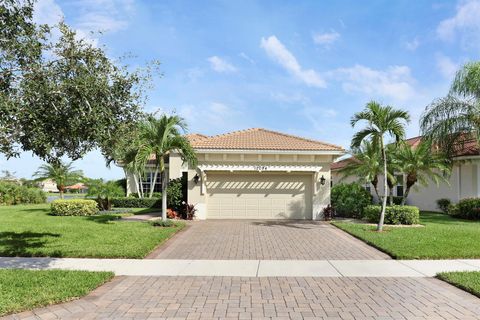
0,181,46,205
364,205,420,225
111,197,161,208
51,199,99,216
448,198,480,220
436,198,451,214
331,183,372,218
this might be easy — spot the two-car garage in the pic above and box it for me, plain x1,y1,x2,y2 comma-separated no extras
205,172,313,219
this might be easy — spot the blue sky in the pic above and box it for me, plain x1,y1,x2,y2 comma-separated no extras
2,0,479,180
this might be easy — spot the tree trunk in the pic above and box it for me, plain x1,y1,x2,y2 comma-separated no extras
378,140,387,232
58,185,64,199
371,179,380,203
401,187,411,205
137,174,144,198
149,168,159,198
161,170,167,221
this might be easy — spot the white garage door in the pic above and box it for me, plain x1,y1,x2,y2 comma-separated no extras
206,172,312,219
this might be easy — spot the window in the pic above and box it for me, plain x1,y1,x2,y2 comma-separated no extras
395,174,404,197
365,184,371,193
139,171,163,195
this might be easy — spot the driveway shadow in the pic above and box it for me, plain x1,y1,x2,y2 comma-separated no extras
0,231,61,257
249,220,325,230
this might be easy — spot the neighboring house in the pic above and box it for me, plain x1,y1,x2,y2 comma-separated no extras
65,183,88,193
125,128,344,220
38,179,58,193
331,136,480,212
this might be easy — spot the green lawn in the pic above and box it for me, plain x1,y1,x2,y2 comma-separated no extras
333,212,480,259
437,271,480,298
0,204,184,258
0,269,113,316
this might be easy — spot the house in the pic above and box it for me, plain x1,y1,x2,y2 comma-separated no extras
65,183,88,193
126,128,344,220
38,179,58,193
331,136,480,212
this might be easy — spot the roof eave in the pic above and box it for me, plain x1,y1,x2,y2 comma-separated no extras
193,148,345,155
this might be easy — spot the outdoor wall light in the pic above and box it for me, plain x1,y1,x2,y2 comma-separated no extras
320,175,326,186
193,174,200,184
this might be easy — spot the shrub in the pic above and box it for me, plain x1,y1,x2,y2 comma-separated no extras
51,199,99,216
167,177,186,211
448,198,480,220
436,198,451,214
111,197,161,208
331,183,372,218
150,219,174,227
0,181,46,205
363,205,420,225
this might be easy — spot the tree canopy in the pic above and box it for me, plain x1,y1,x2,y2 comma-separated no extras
0,0,157,163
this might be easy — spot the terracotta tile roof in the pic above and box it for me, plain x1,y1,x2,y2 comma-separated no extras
189,128,344,152
331,135,480,171
186,133,209,143
331,158,356,171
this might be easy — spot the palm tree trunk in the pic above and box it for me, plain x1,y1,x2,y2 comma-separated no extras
401,187,411,205
161,170,167,221
378,140,387,232
138,174,144,198
149,168,159,198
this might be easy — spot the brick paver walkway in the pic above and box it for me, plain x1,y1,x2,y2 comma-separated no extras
6,276,480,319
150,220,389,260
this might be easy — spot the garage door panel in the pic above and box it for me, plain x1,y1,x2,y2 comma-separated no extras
206,173,312,219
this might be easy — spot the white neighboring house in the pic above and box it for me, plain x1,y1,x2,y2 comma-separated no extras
331,136,480,212
38,179,58,193
123,128,344,220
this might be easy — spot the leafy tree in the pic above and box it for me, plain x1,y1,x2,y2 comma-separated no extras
394,141,451,205
338,141,382,200
351,101,410,231
421,62,480,157
1,0,156,163
33,161,83,198
86,179,124,210
134,115,197,221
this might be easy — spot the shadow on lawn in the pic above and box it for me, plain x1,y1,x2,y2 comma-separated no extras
0,231,61,257
86,214,123,224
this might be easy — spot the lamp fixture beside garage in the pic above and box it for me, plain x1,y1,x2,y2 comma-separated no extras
126,128,344,220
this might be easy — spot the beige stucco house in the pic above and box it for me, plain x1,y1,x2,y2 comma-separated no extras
126,128,344,220
331,136,480,212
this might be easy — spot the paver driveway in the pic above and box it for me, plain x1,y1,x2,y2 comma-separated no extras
150,220,389,260
6,276,480,319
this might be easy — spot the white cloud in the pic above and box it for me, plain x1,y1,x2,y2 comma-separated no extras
405,37,420,51
331,64,416,102
33,0,64,25
239,52,255,64
260,35,326,88
312,30,340,46
72,0,134,33
207,56,237,73
437,0,480,42
436,54,459,79
175,102,245,134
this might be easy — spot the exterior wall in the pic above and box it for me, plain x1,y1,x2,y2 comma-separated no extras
332,159,480,212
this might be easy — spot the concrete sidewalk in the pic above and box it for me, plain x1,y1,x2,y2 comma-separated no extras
1,257,480,277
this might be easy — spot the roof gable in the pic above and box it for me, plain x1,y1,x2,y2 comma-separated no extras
189,128,344,152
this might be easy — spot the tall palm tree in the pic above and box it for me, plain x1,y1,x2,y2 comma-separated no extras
33,161,83,198
338,140,382,201
394,141,451,205
351,101,410,231
421,62,480,157
134,114,197,221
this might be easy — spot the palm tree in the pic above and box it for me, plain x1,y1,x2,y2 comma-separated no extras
394,140,451,205
338,140,382,201
421,62,480,157
86,179,124,210
134,114,197,221
351,101,410,231
34,161,83,198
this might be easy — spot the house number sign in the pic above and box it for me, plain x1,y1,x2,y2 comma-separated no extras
253,165,268,171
